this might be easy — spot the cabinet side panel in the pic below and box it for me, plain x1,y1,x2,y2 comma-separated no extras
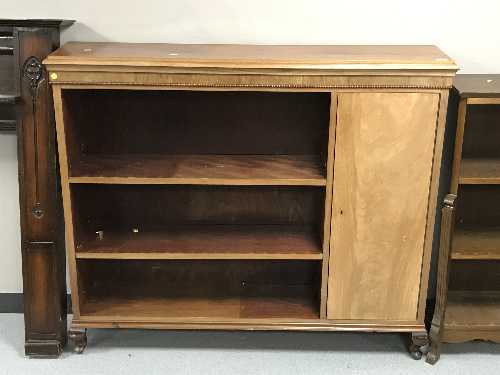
327,92,439,320
52,86,80,317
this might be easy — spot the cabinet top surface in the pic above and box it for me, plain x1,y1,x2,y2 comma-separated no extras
454,74,500,98
44,42,457,71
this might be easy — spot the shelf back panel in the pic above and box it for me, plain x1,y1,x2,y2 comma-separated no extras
77,259,321,320
70,184,325,247
455,185,500,227
462,104,500,159
61,89,331,157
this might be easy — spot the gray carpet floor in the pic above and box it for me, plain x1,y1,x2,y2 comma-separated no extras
1,314,499,375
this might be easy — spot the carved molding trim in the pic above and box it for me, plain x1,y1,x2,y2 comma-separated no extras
51,81,451,90
22,56,46,219
427,194,457,364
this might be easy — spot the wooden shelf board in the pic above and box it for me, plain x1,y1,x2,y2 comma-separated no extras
79,286,319,320
76,225,323,260
69,154,326,186
0,94,20,104
460,158,500,185
452,227,500,260
72,317,423,331
444,291,500,329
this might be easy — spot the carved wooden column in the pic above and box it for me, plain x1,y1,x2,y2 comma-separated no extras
427,194,457,364
0,19,73,358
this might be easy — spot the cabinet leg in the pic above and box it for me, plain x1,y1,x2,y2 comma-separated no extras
408,331,429,360
25,340,64,358
69,328,87,354
426,324,442,364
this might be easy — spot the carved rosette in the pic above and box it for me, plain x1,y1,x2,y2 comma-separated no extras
23,56,44,96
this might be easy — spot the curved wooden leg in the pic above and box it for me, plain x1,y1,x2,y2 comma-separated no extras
426,334,441,365
69,328,87,354
426,194,457,365
409,331,428,360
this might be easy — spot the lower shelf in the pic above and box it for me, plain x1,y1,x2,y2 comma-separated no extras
80,285,319,320
445,291,500,327
77,259,321,321
443,291,500,343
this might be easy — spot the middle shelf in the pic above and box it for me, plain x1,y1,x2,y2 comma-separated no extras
452,227,500,260
76,224,323,260
70,184,326,260
69,154,326,186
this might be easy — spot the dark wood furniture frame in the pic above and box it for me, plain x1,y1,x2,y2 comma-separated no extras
0,19,73,358
428,75,500,364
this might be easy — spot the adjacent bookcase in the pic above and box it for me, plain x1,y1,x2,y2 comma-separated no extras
428,75,500,364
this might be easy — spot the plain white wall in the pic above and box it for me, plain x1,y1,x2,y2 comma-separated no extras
1,0,499,292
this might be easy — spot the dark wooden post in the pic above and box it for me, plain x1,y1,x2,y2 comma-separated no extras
0,19,73,358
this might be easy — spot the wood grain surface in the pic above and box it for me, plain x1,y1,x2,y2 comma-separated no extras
452,227,500,260
327,92,439,320
70,154,326,186
75,225,322,260
45,43,457,71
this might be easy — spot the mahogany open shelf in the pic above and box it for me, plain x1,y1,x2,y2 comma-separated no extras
77,259,321,320
75,225,323,260
459,158,500,185
459,104,500,186
452,227,500,260
444,291,500,331
80,288,319,320
59,87,331,324
430,92,500,356
443,258,500,342
69,154,326,186
454,185,500,261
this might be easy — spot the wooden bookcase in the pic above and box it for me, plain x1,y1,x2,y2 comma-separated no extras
428,75,500,364
44,43,456,358
62,89,330,325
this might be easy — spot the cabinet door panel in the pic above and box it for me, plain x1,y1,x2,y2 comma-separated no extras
327,92,440,320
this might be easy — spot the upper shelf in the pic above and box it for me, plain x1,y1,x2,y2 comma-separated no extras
69,154,326,186
43,43,457,71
